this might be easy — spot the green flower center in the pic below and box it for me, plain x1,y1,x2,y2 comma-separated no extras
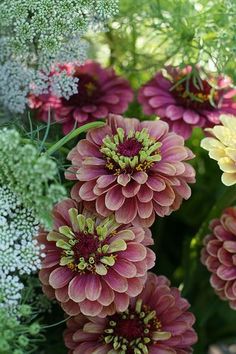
103,299,171,353
47,209,127,275
100,128,162,175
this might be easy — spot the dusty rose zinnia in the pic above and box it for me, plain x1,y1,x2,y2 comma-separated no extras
64,272,198,354
29,60,133,134
38,198,155,317
66,113,196,227
28,63,73,125
201,207,236,310
138,66,236,139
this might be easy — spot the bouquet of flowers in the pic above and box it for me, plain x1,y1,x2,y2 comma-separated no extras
1,1,236,353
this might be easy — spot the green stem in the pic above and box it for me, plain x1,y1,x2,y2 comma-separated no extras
42,316,71,329
45,121,105,156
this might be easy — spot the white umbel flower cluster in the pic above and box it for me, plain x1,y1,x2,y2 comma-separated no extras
0,186,45,313
0,274,23,311
0,1,119,54
0,0,119,113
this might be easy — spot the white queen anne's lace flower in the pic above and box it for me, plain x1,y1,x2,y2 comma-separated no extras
0,186,44,313
0,274,24,313
0,0,119,112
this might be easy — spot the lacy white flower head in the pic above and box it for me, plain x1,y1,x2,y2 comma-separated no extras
0,274,23,314
0,128,66,228
0,186,45,313
0,0,119,55
0,1,119,112
0,186,44,275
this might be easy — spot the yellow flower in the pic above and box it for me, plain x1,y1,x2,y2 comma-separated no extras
201,115,236,186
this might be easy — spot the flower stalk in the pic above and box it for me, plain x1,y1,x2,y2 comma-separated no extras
46,121,105,156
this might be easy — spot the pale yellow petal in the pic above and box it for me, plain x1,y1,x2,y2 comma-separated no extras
226,147,236,161
209,148,226,161
220,114,236,132
221,172,236,186
212,126,235,146
201,137,226,160
201,137,224,151
218,157,236,173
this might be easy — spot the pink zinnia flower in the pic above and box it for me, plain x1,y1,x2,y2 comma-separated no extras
29,60,133,134
201,207,236,310
138,66,236,139
64,272,198,354
38,198,155,317
28,63,73,124
66,113,196,227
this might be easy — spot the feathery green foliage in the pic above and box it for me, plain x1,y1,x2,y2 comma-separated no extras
91,0,236,86
0,128,66,227
0,305,44,354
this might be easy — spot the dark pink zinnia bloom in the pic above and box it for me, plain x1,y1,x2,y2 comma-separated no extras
201,207,236,310
29,60,133,135
38,198,155,317
64,272,198,354
66,114,196,227
138,66,236,139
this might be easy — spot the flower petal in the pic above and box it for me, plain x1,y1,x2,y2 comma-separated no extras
49,267,74,289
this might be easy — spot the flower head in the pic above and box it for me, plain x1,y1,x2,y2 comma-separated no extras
0,186,44,314
66,114,195,227
138,66,236,139
201,115,236,186
0,274,23,313
30,61,134,134
64,272,197,354
201,207,236,310
39,198,155,317
0,1,119,55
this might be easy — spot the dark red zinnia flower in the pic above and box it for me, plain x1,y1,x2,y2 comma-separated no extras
29,61,134,134
138,66,236,139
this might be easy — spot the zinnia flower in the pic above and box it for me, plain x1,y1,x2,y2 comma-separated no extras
138,66,236,139
201,207,236,310
201,115,236,186
38,198,155,317
66,113,196,227
64,272,198,354
29,60,133,134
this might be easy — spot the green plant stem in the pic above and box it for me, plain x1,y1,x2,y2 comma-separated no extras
183,185,236,296
45,121,105,156
42,316,71,329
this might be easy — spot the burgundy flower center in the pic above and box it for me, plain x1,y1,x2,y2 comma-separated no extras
72,233,99,261
115,317,144,340
117,138,143,157
172,75,218,110
62,73,101,106
103,301,164,353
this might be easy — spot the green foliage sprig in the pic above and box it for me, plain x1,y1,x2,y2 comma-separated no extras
0,128,66,227
91,0,236,86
